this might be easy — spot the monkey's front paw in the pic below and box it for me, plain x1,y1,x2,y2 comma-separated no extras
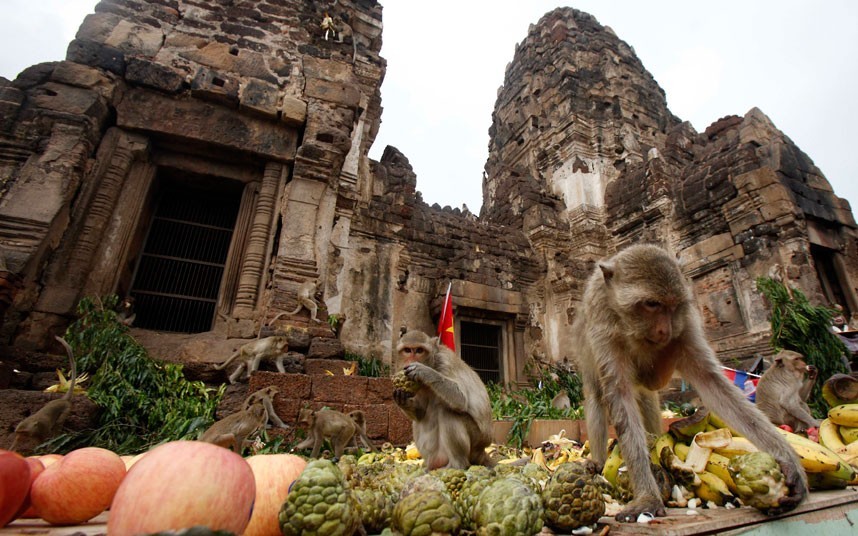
403,362,431,382
393,388,414,406
615,497,665,523
771,462,807,515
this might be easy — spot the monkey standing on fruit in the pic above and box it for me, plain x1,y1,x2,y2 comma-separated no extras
393,329,494,470
573,244,806,522
755,350,820,432
10,336,77,452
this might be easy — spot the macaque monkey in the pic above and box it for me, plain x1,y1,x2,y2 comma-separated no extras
242,386,289,430
755,350,820,432
573,244,806,522
293,407,375,459
346,410,375,451
393,330,493,470
10,336,76,452
199,400,267,453
287,280,321,322
215,336,289,384
116,296,136,326
551,390,571,410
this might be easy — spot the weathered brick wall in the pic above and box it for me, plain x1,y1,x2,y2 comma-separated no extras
248,370,412,446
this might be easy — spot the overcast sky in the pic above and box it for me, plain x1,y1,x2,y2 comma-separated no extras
2,1,856,218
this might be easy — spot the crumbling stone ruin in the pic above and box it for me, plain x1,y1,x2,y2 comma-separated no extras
1,2,856,440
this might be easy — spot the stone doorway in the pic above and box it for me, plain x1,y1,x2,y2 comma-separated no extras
128,170,243,333
460,321,502,384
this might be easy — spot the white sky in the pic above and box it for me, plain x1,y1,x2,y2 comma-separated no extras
2,1,856,218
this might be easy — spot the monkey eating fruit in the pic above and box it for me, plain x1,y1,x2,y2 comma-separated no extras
755,350,820,432
393,329,494,470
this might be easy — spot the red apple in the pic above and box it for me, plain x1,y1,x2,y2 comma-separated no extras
0,450,31,527
108,441,255,536
12,456,45,519
244,454,308,536
30,447,126,525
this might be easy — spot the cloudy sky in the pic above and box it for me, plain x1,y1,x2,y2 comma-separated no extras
2,1,856,217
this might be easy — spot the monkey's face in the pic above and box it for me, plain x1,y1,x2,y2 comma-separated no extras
775,351,810,379
399,344,428,365
297,408,314,427
637,298,680,347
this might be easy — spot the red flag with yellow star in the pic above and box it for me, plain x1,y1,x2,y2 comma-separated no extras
437,282,455,351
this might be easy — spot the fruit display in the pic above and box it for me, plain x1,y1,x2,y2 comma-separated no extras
6,400,858,534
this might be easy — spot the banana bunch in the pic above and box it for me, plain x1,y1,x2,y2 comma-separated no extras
819,404,858,473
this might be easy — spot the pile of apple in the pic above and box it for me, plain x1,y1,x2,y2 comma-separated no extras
1,442,307,536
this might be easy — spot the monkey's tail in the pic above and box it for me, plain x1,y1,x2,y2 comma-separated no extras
214,351,240,370
54,336,77,401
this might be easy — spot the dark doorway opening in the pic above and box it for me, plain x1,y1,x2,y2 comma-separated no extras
811,244,850,316
460,321,502,384
129,172,241,332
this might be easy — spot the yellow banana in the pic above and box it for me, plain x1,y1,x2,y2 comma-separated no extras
713,437,758,458
828,404,858,427
694,470,734,506
706,452,739,494
674,442,690,461
806,471,849,490
826,461,856,482
776,428,842,473
651,432,675,465
839,426,858,444
838,440,858,458
819,418,847,451
602,443,623,487
708,412,742,436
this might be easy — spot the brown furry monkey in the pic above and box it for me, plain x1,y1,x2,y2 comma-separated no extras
10,336,77,453
393,329,494,470
293,408,374,459
755,350,820,432
347,409,376,451
573,244,806,522
215,336,289,384
287,280,321,322
242,386,289,430
199,400,267,453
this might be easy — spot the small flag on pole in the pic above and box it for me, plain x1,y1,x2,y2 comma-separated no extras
437,282,455,351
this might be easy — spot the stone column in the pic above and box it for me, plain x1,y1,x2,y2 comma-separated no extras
232,162,283,318
36,128,149,314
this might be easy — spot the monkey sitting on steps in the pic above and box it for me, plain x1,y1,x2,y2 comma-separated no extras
572,244,806,522
10,336,77,453
755,350,820,432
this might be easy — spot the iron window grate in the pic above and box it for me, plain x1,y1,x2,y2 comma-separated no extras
130,185,239,333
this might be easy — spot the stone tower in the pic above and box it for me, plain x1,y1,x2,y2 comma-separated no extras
1,3,855,386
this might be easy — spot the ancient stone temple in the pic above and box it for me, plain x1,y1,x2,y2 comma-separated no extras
1,2,856,390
